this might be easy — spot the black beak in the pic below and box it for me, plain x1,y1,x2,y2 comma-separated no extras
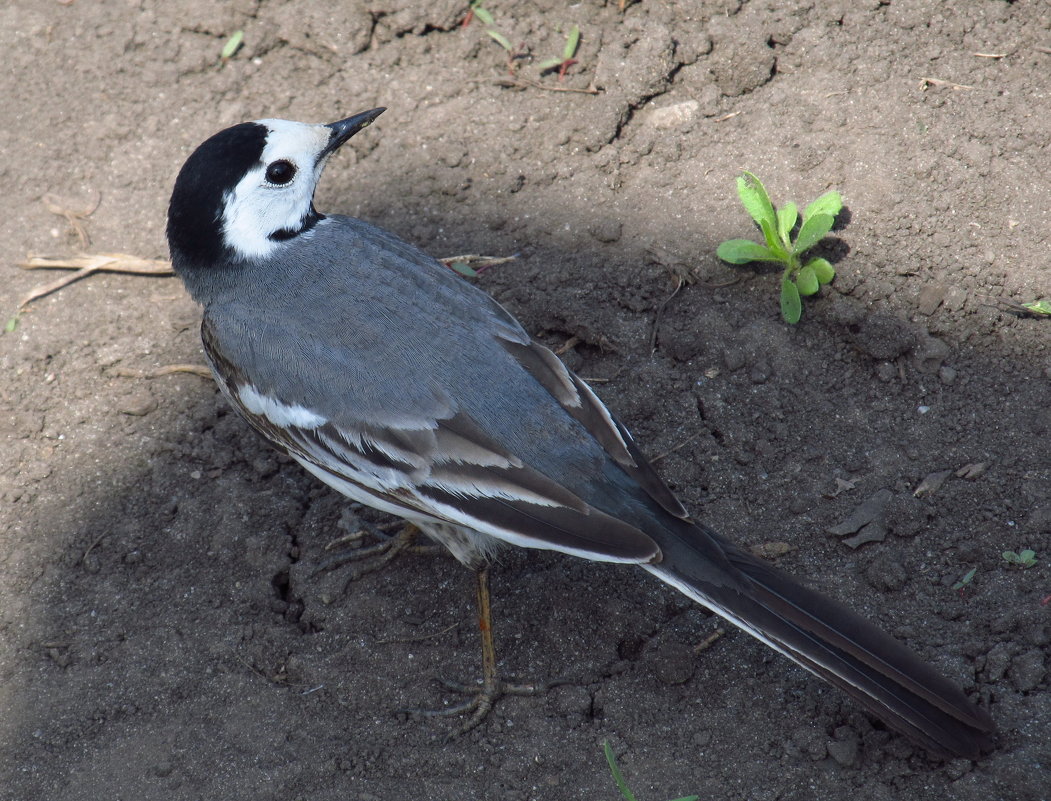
322,107,386,157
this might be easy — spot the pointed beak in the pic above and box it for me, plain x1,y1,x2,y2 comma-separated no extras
322,107,385,158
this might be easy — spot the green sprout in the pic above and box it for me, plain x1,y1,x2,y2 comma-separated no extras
537,24,580,80
484,29,524,75
1020,300,1051,316
220,30,244,64
1002,549,1037,568
603,742,699,801
951,567,977,592
464,0,494,26
717,172,843,324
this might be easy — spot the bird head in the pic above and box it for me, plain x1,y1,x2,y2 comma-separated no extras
167,108,385,278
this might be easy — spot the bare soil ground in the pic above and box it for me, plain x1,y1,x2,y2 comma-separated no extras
2,1,1049,799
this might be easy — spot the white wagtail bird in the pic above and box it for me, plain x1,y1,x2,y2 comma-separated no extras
166,107,995,758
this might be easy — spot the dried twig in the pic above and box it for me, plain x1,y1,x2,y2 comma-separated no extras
18,251,513,311
651,431,702,463
375,620,463,645
43,190,101,249
694,628,725,654
920,77,974,90
650,275,684,353
554,335,581,356
107,364,213,380
18,253,173,310
493,76,602,95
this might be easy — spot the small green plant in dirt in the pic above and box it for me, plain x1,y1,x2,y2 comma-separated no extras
998,298,1051,317
219,30,244,65
603,742,699,801
1020,299,1051,316
537,24,580,80
717,172,843,324
1002,549,1037,568
485,29,524,75
951,567,978,592
462,0,495,27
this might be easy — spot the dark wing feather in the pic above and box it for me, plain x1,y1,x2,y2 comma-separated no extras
500,337,688,519
201,318,659,564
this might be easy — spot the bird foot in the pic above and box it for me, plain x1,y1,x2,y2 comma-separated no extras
408,676,546,736
313,521,444,582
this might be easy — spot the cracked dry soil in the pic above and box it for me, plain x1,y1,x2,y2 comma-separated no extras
1,1,1049,800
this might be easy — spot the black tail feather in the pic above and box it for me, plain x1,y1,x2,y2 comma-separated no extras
646,521,995,759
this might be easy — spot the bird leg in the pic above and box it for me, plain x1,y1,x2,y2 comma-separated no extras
415,566,543,735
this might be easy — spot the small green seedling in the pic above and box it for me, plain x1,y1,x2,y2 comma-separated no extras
537,24,580,80
1022,300,1051,316
952,567,977,592
463,0,494,27
717,172,843,323
1002,549,1037,568
485,29,524,75
220,30,244,64
3,314,19,334
603,742,699,801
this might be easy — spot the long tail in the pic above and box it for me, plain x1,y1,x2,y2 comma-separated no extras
644,520,995,759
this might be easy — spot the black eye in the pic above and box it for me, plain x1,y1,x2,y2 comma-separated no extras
265,160,296,185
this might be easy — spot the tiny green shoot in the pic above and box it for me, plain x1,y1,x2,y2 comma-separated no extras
486,29,513,52
1021,300,1051,316
537,24,581,80
448,261,478,278
603,741,699,801
464,0,494,26
220,30,244,64
951,567,977,592
1002,549,1037,568
484,29,523,74
717,172,842,323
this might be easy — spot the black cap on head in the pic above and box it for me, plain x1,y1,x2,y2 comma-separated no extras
167,122,269,272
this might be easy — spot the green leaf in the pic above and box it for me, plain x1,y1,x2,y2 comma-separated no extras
807,257,836,284
804,190,843,221
1021,300,1051,315
536,57,564,72
221,30,244,60
792,212,834,254
448,261,478,278
780,278,802,323
4,315,19,333
717,239,777,264
563,24,581,60
603,742,637,801
736,172,777,234
486,30,513,51
1019,549,1037,563
796,264,819,296
1002,551,1019,563
474,6,494,25
951,567,977,590
776,201,797,247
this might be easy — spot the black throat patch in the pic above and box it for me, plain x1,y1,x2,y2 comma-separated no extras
270,208,325,241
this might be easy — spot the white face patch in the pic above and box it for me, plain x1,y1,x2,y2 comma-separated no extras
220,120,332,260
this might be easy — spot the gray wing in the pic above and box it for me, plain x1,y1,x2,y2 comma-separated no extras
199,215,692,563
